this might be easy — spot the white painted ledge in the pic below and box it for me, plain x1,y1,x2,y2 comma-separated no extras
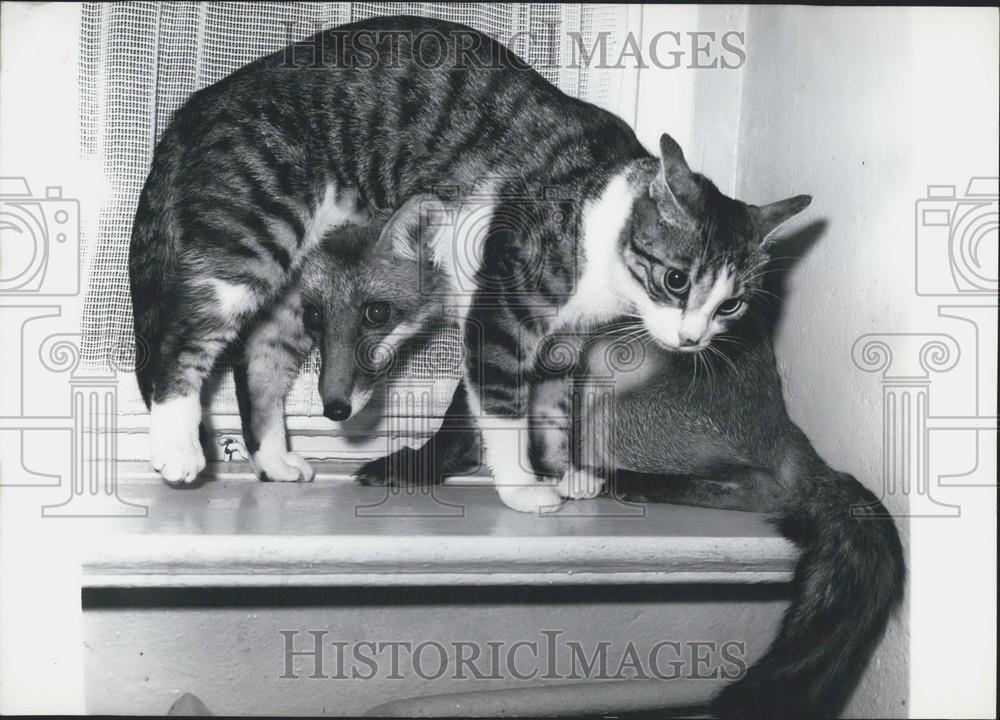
366,680,715,718
81,463,797,589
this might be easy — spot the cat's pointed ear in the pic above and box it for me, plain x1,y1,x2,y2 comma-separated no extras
376,194,448,262
751,194,812,246
650,133,697,225
658,132,691,175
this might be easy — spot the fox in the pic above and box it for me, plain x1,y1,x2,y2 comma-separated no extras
230,202,447,482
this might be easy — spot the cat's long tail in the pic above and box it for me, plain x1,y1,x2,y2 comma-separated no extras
128,168,177,408
710,451,905,719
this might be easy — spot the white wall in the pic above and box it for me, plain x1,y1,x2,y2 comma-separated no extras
732,6,998,718
0,2,89,714
633,4,747,191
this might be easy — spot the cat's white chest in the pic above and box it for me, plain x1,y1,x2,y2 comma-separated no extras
554,172,635,332
556,268,624,331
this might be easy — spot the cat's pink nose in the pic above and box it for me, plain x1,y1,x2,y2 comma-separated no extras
678,331,701,346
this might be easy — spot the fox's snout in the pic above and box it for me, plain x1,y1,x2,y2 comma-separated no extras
323,399,352,422
319,340,358,422
318,336,381,422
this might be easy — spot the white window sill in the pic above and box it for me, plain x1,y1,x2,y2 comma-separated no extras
81,462,796,590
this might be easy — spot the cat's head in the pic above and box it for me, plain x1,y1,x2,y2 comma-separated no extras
619,133,811,352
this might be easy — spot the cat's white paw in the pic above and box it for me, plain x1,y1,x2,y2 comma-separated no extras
150,395,205,484
252,450,315,482
496,484,565,514
556,468,605,499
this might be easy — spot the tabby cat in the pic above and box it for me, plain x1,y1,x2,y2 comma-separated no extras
130,15,806,513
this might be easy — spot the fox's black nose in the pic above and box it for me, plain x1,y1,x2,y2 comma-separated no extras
323,400,351,422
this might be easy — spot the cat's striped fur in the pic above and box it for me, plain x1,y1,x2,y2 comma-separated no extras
130,15,647,495
131,13,809,503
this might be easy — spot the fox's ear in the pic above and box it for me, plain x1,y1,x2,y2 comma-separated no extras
750,194,812,246
377,194,449,263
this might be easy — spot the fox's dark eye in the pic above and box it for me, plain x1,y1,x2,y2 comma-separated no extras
362,301,391,327
303,305,322,331
716,298,743,317
663,268,690,295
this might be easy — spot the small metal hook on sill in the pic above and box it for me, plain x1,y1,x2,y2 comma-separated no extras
219,436,248,462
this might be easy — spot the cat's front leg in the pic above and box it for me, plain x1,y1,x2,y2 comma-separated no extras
464,307,564,514
145,275,275,484
478,412,565,513
234,289,315,482
530,334,606,501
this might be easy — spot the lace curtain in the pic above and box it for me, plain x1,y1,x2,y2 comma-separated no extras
77,2,634,415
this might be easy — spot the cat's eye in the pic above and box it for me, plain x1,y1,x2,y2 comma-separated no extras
302,305,322,331
716,298,743,316
663,268,690,295
362,301,391,327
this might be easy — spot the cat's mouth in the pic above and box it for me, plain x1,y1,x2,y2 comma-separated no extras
648,336,709,354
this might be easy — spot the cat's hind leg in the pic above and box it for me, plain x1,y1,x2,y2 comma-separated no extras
148,276,269,483
234,287,316,482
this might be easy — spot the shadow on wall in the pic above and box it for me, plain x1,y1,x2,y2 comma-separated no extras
758,219,829,341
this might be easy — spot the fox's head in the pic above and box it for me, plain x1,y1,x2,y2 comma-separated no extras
296,196,448,422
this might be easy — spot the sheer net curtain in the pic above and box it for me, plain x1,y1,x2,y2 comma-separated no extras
78,2,636,418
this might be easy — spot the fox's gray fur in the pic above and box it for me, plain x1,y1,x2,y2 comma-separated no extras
232,209,447,481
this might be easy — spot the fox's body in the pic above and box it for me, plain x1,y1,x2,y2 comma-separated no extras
581,322,905,718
